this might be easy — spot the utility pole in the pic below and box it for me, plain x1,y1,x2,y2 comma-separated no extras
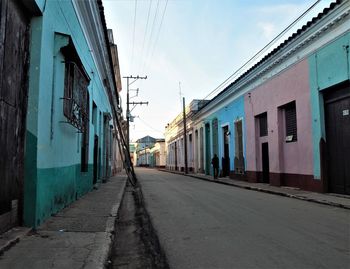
183,97,188,174
123,75,147,151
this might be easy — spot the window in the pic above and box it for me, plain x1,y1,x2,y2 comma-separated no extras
234,120,245,174
81,91,89,172
234,120,243,159
61,39,90,171
63,62,89,133
284,101,297,142
92,102,97,126
257,112,268,137
61,39,90,133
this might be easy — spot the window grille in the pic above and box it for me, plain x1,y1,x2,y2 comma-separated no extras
284,101,297,142
63,61,89,133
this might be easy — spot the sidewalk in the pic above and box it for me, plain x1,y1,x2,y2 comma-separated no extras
160,169,350,210
0,173,127,269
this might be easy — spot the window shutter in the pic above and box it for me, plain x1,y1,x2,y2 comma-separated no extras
258,113,268,137
285,102,297,142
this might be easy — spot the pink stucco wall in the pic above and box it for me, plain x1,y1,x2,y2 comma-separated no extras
244,59,313,175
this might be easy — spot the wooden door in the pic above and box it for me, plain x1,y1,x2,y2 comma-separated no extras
0,0,30,231
324,84,350,194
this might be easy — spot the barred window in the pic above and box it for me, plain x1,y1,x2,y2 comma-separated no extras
284,101,297,142
61,39,90,172
63,62,89,133
257,112,268,137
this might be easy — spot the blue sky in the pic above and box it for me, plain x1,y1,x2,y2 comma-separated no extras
103,0,333,142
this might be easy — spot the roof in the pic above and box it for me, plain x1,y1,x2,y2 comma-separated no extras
136,136,157,143
199,0,342,111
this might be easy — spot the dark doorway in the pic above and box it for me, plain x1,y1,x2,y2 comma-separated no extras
174,142,178,171
93,135,99,184
222,126,230,177
205,123,211,175
212,119,218,156
234,120,245,174
324,84,350,195
0,0,30,232
261,142,270,183
200,127,204,173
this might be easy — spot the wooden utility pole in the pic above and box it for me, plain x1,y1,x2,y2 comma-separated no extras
183,97,188,174
123,75,147,148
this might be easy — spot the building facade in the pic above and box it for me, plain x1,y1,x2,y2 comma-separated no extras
165,100,209,172
149,140,166,168
0,0,124,232
164,0,350,195
134,136,165,167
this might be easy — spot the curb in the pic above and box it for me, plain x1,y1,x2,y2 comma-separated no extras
0,227,32,256
83,175,128,269
159,169,350,210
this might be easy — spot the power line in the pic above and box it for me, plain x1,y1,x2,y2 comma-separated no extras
138,0,153,74
131,0,138,71
141,0,160,74
147,0,169,71
201,0,322,101
137,116,164,134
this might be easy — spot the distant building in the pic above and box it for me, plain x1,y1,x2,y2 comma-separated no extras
165,100,209,172
134,136,166,167
150,140,166,168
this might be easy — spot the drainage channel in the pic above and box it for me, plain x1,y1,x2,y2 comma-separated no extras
107,182,169,269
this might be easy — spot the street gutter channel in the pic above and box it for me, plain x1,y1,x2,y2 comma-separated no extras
107,182,169,269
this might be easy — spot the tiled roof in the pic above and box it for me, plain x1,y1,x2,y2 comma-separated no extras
200,0,342,110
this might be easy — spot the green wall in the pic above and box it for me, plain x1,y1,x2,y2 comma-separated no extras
309,32,350,179
24,0,113,227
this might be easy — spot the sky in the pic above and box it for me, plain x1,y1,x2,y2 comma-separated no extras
103,0,334,142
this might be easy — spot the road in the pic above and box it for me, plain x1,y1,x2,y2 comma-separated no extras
135,168,349,269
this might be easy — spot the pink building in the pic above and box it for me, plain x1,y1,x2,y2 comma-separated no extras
244,60,321,192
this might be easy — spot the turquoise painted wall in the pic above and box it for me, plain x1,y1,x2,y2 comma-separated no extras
24,0,113,227
309,32,350,179
203,95,246,173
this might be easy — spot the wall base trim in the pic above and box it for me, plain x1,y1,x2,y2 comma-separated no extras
235,171,323,193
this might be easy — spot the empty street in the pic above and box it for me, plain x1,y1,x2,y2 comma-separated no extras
136,168,349,269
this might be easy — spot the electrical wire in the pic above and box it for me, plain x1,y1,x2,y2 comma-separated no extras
140,0,160,74
131,0,138,71
146,0,169,72
137,0,153,74
136,116,165,134
201,0,322,101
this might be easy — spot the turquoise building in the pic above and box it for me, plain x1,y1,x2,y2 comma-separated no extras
0,0,123,231
309,31,350,194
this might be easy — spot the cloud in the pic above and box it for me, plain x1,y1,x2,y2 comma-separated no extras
257,21,277,40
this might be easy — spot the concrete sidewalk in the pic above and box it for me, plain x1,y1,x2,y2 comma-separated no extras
0,173,127,269
160,169,350,210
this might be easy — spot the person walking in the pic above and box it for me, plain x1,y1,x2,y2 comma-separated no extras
211,154,219,179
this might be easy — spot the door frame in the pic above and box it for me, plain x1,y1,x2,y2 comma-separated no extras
323,81,350,194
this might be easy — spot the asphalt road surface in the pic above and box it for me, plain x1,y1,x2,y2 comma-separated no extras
135,168,349,269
